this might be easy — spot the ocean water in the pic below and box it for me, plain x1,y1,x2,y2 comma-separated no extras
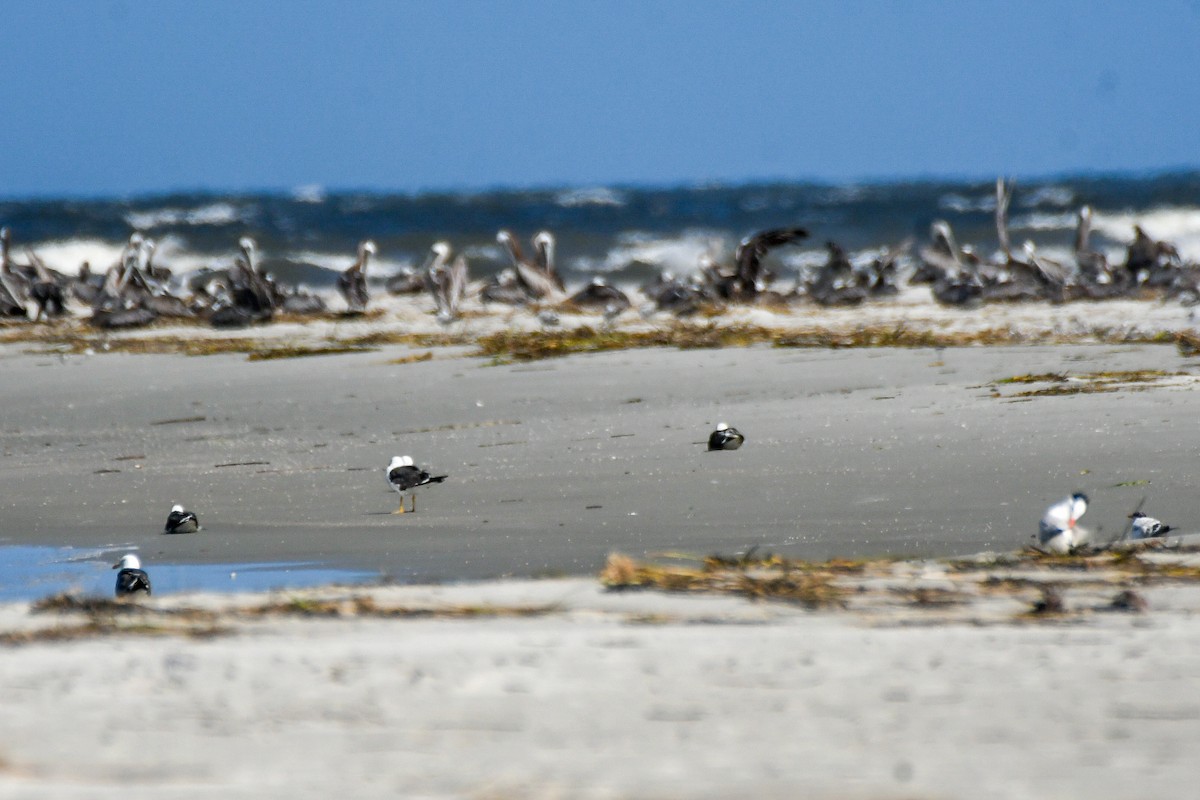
4,173,1199,292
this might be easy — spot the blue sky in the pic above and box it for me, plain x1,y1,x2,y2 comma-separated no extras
3,0,1199,198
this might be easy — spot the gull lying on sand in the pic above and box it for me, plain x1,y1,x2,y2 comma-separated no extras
164,504,200,534
113,554,152,597
707,422,745,451
1129,511,1172,539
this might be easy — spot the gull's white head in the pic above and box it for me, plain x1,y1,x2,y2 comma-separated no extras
387,455,414,471
171,504,184,514
715,422,729,431
113,554,141,570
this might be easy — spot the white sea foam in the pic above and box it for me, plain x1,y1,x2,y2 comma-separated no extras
1091,207,1200,261
554,187,626,208
1009,211,1078,232
124,202,246,230
291,184,326,203
287,249,413,278
573,230,725,274
23,239,125,276
1017,185,1075,208
939,193,996,213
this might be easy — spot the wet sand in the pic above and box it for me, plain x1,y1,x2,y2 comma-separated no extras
1,338,1197,584
3,336,1200,798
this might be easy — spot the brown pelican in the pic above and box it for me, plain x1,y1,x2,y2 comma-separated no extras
211,238,273,322
1074,206,1107,279
88,251,160,329
24,249,68,321
641,271,707,315
916,222,985,307
995,177,1014,262
1125,225,1181,287
480,268,529,305
0,227,36,287
0,229,28,317
806,241,868,306
0,272,25,317
137,238,173,285
533,231,566,291
1069,206,1132,299
915,220,967,282
71,262,105,305
497,230,562,301
337,240,375,312
735,227,808,294
568,276,631,312
387,242,444,295
992,178,1064,300
424,242,468,322
866,240,910,297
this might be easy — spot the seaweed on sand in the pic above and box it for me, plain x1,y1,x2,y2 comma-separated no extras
599,551,848,609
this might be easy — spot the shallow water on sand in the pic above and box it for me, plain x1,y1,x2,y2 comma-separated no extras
0,544,378,602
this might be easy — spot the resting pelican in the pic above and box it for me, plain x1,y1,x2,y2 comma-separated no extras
338,240,375,312
497,230,562,301
424,242,469,322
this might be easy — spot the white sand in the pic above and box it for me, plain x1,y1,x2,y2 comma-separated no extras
2,565,1200,799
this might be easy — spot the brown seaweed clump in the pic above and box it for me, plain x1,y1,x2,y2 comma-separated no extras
599,551,848,609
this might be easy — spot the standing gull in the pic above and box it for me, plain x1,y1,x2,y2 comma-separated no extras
707,422,745,451
385,456,448,514
1038,492,1089,554
113,554,152,597
164,504,200,534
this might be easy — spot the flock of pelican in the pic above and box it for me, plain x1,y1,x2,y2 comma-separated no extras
1,182,1195,331
913,179,1196,306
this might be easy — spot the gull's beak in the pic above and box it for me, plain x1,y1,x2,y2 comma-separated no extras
111,561,121,569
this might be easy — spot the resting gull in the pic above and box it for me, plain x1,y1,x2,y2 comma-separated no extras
1129,511,1172,540
113,554,152,597
164,504,200,534
707,422,745,451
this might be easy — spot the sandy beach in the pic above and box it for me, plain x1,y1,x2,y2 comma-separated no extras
2,329,1196,580
3,324,1200,798
3,555,1200,799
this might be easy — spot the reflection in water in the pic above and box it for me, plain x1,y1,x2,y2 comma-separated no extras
0,544,379,602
